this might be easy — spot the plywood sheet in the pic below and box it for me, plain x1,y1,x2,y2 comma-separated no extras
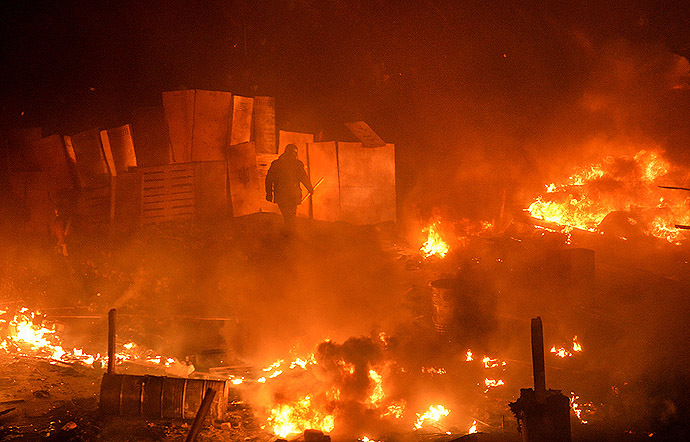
256,153,280,214
229,95,253,146
191,90,232,162
196,160,229,220
68,129,109,188
253,96,276,154
131,107,172,167
226,142,260,217
99,131,118,176
279,131,314,218
113,171,140,230
338,142,396,225
308,141,340,222
163,90,195,163
104,124,137,173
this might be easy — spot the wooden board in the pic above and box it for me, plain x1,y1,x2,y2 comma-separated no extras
278,131,314,218
67,129,110,188
113,171,141,231
195,161,229,220
99,131,118,176
131,106,172,167
229,95,253,146
308,141,340,222
256,154,280,214
253,96,276,154
8,172,54,234
140,164,195,224
344,121,386,148
104,124,137,173
226,142,260,217
76,183,112,227
337,143,396,224
191,90,233,162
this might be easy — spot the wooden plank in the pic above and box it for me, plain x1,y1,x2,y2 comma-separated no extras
308,141,340,222
229,95,253,146
113,171,140,230
196,161,229,220
337,142,395,224
8,172,54,233
253,96,276,154
131,106,173,167
278,131,314,218
191,90,233,162
163,90,195,163
256,154,280,214
226,142,260,217
104,124,137,173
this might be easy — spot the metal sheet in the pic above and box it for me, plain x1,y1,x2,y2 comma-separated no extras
191,90,232,162
229,95,253,146
226,142,260,217
162,90,195,163
338,142,396,224
256,153,280,214
253,96,277,154
308,141,340,222
104,124,137,173
131,106,172,167
279,131,314,218
344,121,386,148
68,128,110,188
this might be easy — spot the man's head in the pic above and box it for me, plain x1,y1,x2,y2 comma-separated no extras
284,144,298,158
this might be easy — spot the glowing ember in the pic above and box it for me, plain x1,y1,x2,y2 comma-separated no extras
421,222,449,258
421,367,447,375
414,405,450,429
482,356,506,369
570,392,595,424
465,349,474,361
551,336,583,358
469,420,477,434
483,378,505,392
381,402,405,419
268,395,335,438
527,150,690,244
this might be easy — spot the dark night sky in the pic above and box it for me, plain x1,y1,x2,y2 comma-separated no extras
2,0,689,215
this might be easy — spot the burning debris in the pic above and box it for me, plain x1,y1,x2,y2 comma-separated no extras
527,150,690,244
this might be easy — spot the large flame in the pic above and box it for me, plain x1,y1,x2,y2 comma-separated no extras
527,150,690,244
421,222,450,258
414,404,451,430
268,395,336,438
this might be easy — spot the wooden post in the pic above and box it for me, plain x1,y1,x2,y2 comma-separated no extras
185,388,217,442
108,308,116,374
531,316,546,395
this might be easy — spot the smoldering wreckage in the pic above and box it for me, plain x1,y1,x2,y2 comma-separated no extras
1,89,690,442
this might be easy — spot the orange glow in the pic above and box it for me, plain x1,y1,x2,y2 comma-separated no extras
483,378,505,392
465,349,474,361
367,369,385,406
469,420,478,434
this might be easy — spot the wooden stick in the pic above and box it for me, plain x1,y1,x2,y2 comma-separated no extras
107,309,116,374
185,388,217,442
531,317,546,394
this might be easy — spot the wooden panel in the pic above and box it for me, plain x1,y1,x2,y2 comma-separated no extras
140,164,195,224
68,129,110,188
308,141,340,222
113,172,141,230
131,106,173,167
344,121,386,148
99,131,118,176
226,142,260,217
196,161,229,220
256,154,280,214
337,142,396,225
279,131,314,218
76,184,112,227
253,96,276,154
104,124,137,173
8,172,54,234
162,90,195,163
229,95,253,146
191,90,232,162
27,134,75,191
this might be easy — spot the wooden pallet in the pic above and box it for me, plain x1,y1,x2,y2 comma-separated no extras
140,164,196,224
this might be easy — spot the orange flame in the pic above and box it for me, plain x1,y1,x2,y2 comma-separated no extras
421,222,450,258
414,405,450,429
268,395,335,438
